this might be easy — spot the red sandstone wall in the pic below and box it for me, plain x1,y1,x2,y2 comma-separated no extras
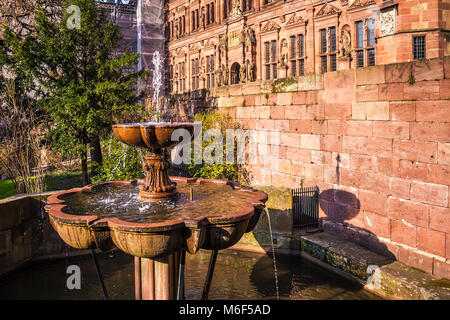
212,56,450,279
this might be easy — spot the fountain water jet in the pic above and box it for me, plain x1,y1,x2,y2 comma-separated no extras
152,51,164,121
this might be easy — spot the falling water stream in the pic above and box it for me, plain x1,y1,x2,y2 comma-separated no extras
263,207,280,300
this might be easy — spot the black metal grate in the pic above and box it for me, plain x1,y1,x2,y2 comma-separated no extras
413,36,426,60
292,186,319,229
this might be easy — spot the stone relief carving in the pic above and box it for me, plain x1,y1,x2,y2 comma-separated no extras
380,6,397,37
340,0,348,6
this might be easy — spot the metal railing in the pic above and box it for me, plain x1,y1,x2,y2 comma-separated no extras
292,186,319,229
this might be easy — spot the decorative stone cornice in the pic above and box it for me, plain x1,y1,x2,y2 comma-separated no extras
349,0,376,9
315,3,341,17
286,13,304,25
261,20,280,33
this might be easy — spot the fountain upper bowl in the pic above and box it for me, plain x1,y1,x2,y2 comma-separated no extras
112,122,194,151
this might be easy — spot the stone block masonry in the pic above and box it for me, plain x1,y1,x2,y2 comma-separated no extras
172,56,450,279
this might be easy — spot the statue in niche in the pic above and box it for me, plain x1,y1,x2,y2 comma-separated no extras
221,64,229,85
339,28,351,59
243,25,256,44
229,0,243,21
215,67,223,87
247,59,255,82
280,39,288,67
201,7,206,28
174,22,179,39
239,64,246,83
219,33,228,49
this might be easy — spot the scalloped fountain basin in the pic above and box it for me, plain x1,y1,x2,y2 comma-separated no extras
46,177,268,300
60,180,261,224
46,122,268,300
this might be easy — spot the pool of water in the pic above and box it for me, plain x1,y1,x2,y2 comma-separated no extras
0,249,380,300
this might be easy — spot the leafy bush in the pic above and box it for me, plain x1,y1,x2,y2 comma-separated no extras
91,136,144,183
186,110,250,184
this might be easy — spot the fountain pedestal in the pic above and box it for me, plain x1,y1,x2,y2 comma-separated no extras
140,152,178,200
135,253,180,300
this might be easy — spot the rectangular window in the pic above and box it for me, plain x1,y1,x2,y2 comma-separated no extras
330,27,336,52
357,50,364,67
356,19,376,68
271,40,277,62
368,49,375,66
299,34,304,57
320,29,327,54
191,58,199,90
319,27,336,73
330,54,337,72
290,34,305,77
290,36,296,58
196,10,199,29
206,55,215,89
356,21,364,48
266,64,271,80
321,55,327,73
264,40,277,80
413,36,426,60
367,19,375,46
291,60,297,77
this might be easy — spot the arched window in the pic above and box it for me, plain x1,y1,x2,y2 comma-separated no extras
230,63,240,84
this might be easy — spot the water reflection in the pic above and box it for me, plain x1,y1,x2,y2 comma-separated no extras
0,250,380,300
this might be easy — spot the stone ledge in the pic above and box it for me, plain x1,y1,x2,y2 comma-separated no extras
299,233,450,299
299,232,393,281
235,230,450,299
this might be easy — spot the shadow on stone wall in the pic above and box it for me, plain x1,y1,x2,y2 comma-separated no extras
319,189,396,262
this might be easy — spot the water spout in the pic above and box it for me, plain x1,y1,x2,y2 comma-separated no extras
263,207,279,299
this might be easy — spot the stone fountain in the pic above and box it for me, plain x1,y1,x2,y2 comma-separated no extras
45,122,267,300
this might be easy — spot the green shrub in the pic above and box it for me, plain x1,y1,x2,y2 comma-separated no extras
91,136,144,183
186,110,250,184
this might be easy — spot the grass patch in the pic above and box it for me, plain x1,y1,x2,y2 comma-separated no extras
44,170,84,191
0,169,85,200
0,179,15,200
